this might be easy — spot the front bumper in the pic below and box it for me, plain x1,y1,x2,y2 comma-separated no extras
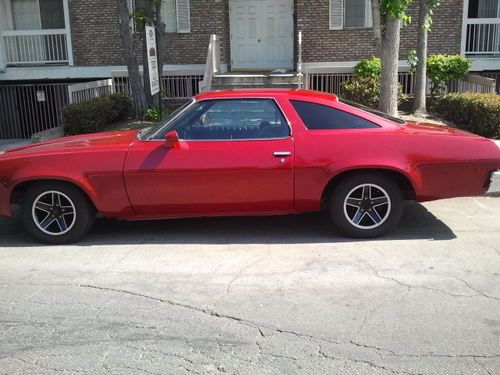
486,171,500,195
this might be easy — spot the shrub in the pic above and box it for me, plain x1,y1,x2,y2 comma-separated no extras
341,77,381,108
436,93,500,138
63,93,133,135
354,56,381,79
427,55,471,97
109,93,133,122
340,76,406,109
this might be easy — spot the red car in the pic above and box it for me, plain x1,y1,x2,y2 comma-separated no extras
0,89,499,243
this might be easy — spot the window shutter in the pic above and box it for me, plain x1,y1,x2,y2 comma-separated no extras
329,0,344,30
162,0,177,32
176,0,191,33
365,0,373,27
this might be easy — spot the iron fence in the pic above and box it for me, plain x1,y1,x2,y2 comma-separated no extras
0,83,69,139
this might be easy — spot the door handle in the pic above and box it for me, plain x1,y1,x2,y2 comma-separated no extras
274,151,291,157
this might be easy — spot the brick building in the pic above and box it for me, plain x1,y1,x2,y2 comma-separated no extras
0,0,499,138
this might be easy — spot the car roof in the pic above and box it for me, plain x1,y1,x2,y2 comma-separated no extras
194,89,338,102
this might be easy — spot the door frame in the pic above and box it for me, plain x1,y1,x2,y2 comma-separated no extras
228,0,295,71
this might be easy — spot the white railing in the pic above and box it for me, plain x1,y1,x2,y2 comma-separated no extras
304,69,496,96
2,29,70,65
448,74,496,94
464,18,500,56
199,35,221,93
297,31,304,89
68,80,114,104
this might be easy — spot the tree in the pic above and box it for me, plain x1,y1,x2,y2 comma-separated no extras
371,0,412,116
116,0,165,117
116,0,146,118
412,0,440,115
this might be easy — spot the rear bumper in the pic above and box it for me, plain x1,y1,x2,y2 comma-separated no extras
486,171,500,195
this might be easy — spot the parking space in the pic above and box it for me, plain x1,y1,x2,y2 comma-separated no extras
0,197,499,374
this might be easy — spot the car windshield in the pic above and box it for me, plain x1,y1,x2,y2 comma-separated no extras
339,98,406,125
138,100,194,140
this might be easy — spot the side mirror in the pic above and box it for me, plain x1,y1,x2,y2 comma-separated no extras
164,130,179,148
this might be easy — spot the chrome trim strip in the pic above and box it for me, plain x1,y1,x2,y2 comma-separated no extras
486,171,500,195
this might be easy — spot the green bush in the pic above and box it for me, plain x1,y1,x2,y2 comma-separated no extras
427,55,471,97
354,56,381,79
436,93,500,138
340,77,381,108
63,93,132,135
109,93,133,122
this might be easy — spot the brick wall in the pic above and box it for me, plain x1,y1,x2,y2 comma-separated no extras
69,0,464,67
296,0,464,63
70,0,125,66
70,0,230,67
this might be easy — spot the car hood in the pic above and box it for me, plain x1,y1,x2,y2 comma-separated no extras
403,121,480,137
1,130,139,156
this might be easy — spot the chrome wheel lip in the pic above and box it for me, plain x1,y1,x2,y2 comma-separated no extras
32,191,76,236
343,183,391,230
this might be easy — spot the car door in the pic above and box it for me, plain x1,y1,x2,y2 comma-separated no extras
123,98,294,217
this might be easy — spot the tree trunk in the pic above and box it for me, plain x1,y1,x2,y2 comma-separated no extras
378,14,401,116
116,0,146,118
155,1,165,100
371,0,382,50
412,0,428,115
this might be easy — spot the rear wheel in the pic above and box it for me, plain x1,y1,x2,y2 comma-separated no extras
329,173,403,238
21,182,95,244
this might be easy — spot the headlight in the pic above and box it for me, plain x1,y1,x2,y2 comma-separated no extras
0,151,5,155
493,139,500,148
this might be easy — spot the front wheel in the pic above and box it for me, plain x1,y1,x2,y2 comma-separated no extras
21,182,95,244
329,173,404,238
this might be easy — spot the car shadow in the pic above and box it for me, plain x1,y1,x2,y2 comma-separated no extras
0,202,456,247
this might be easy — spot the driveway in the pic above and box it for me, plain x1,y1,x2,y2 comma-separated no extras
0,197,499,375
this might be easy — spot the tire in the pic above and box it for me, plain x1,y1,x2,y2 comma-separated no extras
329,173,404,238
21,182,95,244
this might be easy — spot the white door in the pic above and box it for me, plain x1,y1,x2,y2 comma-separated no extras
230,0,294,70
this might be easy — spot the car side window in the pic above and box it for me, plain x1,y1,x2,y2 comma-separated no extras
290,100,380,130
167,99,290,140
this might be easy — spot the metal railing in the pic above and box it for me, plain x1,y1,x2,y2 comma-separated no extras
448,74,496,93
2,29,70,65
112,71,204,100
199,35,221,93
0,83,69,139
304,70,496,96
68,80,114,104
464,18,500,57
297,31,304,89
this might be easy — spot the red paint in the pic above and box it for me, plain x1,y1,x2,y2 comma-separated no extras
0,89,499,219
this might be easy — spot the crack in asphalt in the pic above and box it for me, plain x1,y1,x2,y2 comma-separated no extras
77,284,500,361
365,263,500,300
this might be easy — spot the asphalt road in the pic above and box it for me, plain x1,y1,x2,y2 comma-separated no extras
0,197,499,375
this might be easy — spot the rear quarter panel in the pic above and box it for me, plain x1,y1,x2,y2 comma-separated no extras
276,95,500,211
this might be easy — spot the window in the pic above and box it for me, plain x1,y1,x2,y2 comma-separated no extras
339,99,406,125
162,99,290,140
128,0,190,33
290,100,380,130
330,0,373,30
11,0,65,30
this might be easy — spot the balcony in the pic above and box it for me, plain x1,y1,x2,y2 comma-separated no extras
464,18,500,57
0,0,72,68
2,29,70,65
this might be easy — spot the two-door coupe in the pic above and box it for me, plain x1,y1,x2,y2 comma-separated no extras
0,89,499,243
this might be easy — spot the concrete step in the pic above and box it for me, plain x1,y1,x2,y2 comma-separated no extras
212,72,300,89
211,83,300,91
